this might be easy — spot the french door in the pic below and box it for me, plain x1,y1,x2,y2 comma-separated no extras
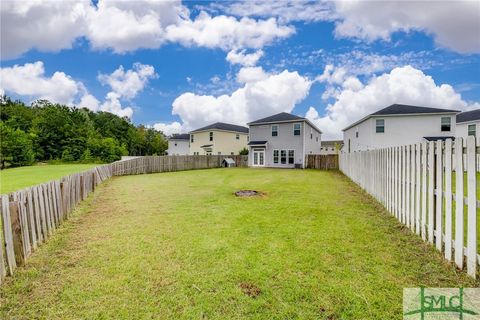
252,149,265,166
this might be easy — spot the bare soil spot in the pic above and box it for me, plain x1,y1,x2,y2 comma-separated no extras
234,190,261,197
239,282,261,298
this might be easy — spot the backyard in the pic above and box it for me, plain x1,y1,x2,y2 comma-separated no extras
0,168,478,319
0,163,99,194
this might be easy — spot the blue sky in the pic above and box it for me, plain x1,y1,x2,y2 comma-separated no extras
1,1,479,138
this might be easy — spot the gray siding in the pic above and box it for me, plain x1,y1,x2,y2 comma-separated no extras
304,122,322,155
249,121,321,168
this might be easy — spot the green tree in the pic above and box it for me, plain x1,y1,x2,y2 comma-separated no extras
0,122,35,168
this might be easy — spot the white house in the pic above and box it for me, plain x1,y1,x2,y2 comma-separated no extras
343,104,460,153
167,134,190,155
456,109,480,138
247,112,322,168
320,140,343,155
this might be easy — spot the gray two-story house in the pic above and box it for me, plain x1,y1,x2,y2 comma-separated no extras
247,112,322,168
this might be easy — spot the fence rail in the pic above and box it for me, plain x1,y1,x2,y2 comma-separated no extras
305,154,339,170
340,136,478,279
0,155,247,284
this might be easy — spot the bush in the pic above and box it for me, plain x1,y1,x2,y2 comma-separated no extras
239,147,249,155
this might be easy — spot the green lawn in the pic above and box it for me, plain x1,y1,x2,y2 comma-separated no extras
0,168,477,319
0,163,99,194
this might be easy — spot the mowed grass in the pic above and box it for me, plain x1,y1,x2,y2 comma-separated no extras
0,168,478,319
0,164,98,194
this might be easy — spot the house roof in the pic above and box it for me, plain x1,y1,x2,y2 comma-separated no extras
191,122,249,134
247,112,322,134
456,109,480,123
343,104,460,131
248,112,304,125
168,133,190,140
423,136,455,141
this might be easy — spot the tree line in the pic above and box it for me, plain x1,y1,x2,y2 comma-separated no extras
0,96,168,168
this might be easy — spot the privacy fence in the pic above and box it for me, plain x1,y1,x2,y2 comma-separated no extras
305,154,339,170
340,137,479,279
0,155,247,285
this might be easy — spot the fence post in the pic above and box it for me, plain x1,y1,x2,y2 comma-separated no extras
9,201,25,266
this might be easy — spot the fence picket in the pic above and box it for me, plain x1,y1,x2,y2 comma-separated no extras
455,138,464,269
435,140,443,252
444,139,453,261
466,136,477,278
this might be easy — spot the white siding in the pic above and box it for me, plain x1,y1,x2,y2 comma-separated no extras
167,140,189,155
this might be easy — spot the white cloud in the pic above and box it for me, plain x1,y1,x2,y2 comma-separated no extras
333,0,480,53
165,12,293,50
152,121,184,136
0,61,83,105
154,67,311,132
98,63,157,99
1,1,294,59
219,0,334,24
226,49,264,66
236,67,269,83
99,92,133,118
0,1,89,59
307,65,479,139
0,61,149,118
220,0,480,53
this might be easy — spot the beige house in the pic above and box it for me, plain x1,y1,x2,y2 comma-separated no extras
189,122,249,155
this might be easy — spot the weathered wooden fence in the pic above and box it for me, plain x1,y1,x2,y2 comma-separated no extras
305,154,339,170
0,155,247,284
339,136,479,279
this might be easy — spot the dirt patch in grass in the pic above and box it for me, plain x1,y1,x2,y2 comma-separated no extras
239,282,261,298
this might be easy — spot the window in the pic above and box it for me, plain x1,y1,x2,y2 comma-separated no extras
236,134,240,140
174,143,177,146
468,124,476,137
441,117,451,132
193,151,199,155
293,123,301,136
218,152,221,155
310,129,313,139
273,150,279,163
231,152,234,155
209,132,213,141
280,150,287,164
191,134,194,143
316,137,318,142
272,125,278,136
376,119,385,133
288,150,294,164
355,131,359,138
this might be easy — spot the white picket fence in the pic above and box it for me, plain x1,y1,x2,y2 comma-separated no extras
339,136,479,279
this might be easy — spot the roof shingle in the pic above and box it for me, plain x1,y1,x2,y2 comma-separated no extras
168,133,190,140
191,122,249,133
371,104,459,116
248,112,304,125
456,109,480,123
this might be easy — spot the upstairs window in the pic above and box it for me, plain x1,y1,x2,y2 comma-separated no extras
468,124,476,137
293,123,301,136
191,134,194,143
355,130,359,138
375,119,385,133
441,117,451,132
272,125,278,136
236,134,240,140
209,132,213,141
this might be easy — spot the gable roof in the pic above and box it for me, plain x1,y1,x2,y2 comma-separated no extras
456,109,480,123
248,112,304,125
371,104,459,116
190,122,249,134
343,104,460,131
247,112,322,134
168,133,190,140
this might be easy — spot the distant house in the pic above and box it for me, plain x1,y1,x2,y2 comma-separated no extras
189,122,249,155
167,134,190,155
456,109,480,139
320,140,343,155
343,104,460,153
247,112,322,168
